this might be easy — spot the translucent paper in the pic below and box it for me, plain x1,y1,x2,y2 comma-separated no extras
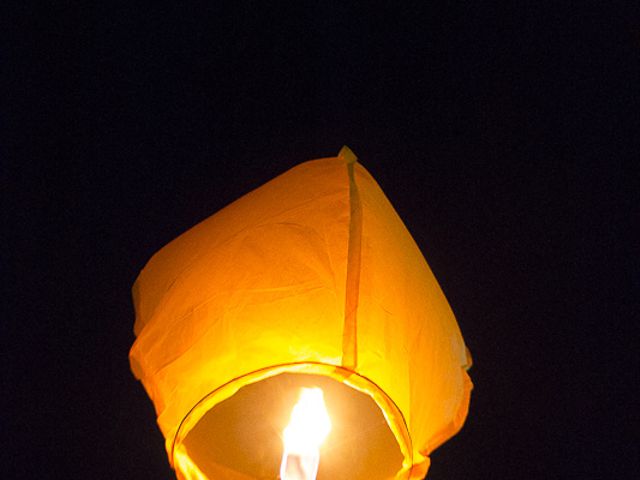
129,147,472,479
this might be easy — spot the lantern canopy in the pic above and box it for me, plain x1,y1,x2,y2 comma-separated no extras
129,147,472,479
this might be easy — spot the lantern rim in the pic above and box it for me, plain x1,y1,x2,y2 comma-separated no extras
171,361,415,478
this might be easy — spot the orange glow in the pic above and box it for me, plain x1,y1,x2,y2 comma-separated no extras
173,444,209,480
280,388,331,480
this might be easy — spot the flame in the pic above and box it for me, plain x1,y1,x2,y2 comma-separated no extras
280,388,331,480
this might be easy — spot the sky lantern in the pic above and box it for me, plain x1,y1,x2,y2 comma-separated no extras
129,147,473,479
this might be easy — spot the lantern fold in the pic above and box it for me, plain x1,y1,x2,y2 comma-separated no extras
130,147,472,479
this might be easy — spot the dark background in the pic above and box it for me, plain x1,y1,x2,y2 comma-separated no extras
4,2,638,479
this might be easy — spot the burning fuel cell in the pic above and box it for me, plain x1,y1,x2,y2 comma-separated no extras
280,388,331,480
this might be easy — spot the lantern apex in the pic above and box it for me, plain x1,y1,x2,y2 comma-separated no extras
338,145,358,164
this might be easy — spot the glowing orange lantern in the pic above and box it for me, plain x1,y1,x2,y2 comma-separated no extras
129,147,472,479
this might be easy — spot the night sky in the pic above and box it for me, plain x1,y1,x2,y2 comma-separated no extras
4,2,638,479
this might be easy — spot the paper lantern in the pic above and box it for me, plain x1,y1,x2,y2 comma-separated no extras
129,147,472,480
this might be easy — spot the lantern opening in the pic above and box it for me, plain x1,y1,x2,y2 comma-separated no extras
176,370,405,480
280,387,331,480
